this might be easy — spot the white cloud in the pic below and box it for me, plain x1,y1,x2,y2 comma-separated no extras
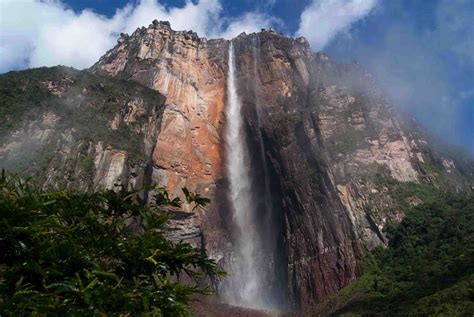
0,0,278,72
325,0,474,151
217,12,282,39
435,0,474,66
297,0,378,51
118,0,222,37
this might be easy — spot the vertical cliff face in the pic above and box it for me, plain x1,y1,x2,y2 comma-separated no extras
230,32,362,308
90,22,473,309
229,30,472,307
92,21,228,199
91,21,235,278
0,67,165,194
4,21,471,311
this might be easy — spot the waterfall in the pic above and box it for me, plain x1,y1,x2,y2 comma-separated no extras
223,41,264,309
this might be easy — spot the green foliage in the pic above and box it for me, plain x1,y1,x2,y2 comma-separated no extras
0,66,165,171
0,67,55,136
314,183,474,316
327,129,368,154
181,188,211,211
0,171,224,316
78,155,95,180
372,175,441,213
374,193,474,314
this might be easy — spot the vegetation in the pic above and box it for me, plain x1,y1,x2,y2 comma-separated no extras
2,67,473,317
0,67,55,137
0,66,165,176
0,171,223,316
327,129,368,154
313,182,474,316
370,175,441,215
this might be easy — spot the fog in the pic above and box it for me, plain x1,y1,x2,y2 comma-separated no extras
324,0,474,153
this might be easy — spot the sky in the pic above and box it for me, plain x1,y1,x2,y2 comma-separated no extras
0,0,472,152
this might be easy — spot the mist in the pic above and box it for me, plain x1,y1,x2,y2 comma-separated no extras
323,0,474,153
1,0,472,153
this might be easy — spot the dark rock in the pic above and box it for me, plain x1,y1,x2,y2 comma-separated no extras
48,21,474,311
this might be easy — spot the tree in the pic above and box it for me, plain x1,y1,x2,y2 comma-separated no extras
0,171,224,316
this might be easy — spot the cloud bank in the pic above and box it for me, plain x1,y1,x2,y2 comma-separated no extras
0,0,379,72
326,0,474,151
0,0,279,72
0,0,380,72
297,0,378,51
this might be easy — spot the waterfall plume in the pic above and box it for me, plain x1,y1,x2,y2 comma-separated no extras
223,41,265,309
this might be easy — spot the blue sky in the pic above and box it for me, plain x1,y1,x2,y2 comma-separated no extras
0,0,472,152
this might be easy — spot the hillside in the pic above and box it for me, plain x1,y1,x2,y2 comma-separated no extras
0,66,165,191
309,180,474,316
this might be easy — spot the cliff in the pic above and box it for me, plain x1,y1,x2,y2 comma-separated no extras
1,21,473,311
0,66,165,192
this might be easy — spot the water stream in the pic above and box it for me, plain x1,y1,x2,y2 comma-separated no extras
223,41,265,309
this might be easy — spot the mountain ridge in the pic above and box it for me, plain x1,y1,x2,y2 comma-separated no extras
1,21,473,311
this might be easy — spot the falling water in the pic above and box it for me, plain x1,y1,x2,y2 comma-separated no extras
223,41,264,308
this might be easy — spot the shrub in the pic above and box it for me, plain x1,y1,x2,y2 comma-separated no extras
0,171,223,316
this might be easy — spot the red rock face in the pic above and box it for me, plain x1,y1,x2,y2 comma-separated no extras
93,22,228,200
91,23,235,293
90,22,473,310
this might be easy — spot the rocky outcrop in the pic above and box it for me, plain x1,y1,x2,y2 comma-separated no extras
92,21,228,200
91,22,233,281
0,67,165,193
229,31,473,308
2,23,473,312
89,22,474,310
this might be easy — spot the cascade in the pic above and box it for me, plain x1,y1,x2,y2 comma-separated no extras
223,41,265,309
